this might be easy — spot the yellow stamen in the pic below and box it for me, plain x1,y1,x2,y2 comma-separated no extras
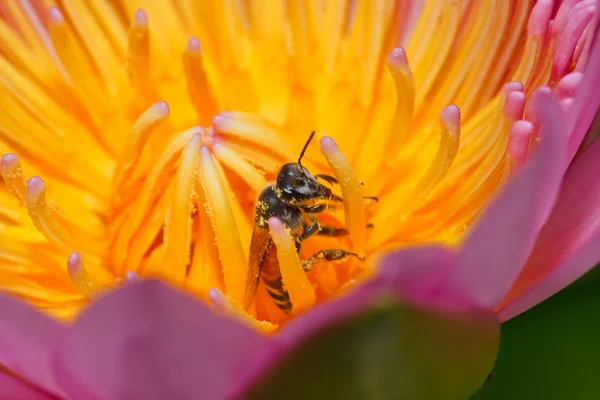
186,178,225,297
183,37,217,124
25,176,73,254
320,136,366,254
268,217,316,314
110,101,170,208
159,134,201,282
208,287,276,333
1,154,27,205
198,146,247,306
412,105,461,201
385,47,416,159
212,111,296,161
66,252,103,298
211,143,267,192
126,9,154,103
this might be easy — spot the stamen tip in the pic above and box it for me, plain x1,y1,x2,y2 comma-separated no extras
528,0,553,38
125,270,139,282
319,136,337,152
208,287,224,306
502,81,524,95
26,176,45,195
134,9,148,26
267,216,285,233
67,252,83,274
48,6,63,23
152,101,170,116
504,92,526,121
199,145,211,160
388,47,409,65
440,105,460,130
556,72,584,99
1,153,18,168
187,36,201,52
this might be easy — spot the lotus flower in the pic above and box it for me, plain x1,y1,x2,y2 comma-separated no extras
1,0,599,398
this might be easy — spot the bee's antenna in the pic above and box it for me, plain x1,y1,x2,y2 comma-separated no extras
298,131,315,167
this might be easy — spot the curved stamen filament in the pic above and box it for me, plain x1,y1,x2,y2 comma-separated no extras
111,101,170,200
211,143,267,192
208,287,277,333
212,111,296,160
385,47,415,160
126,9,154,102
412,105,461,202
159,134,201,282
1,154,27,205
67,252,103,298
198,146,247,306
268,217,316,314
25,176,73,254
183,37,217,124
320,136,366,253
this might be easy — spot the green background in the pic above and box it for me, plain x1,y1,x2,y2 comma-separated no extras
473,267,600,399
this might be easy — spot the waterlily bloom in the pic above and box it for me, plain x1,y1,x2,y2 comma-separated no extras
0,0,600,397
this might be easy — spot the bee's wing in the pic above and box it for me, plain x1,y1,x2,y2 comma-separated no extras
243,226,272,311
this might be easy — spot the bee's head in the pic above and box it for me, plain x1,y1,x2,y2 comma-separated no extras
276,163,331,204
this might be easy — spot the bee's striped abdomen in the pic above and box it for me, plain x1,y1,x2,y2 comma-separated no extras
261,240,293,313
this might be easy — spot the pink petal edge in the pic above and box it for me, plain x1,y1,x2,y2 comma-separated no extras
0,371,57,400
567,21,600,161
0,293,67,398
499,136,600,321
52,280,274,400
448,91,568,309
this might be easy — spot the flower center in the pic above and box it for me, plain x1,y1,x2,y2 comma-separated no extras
0,1,594,330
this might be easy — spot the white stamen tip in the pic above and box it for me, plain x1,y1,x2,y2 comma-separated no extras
134,9,148,26
125,270,139,282
67,252,82,274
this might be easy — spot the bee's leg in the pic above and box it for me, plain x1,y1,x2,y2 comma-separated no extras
302,204,329,213
330,193,344,202
317,226,348,237
302,249,365,271
363,196,379,202
295,221,321,251
315,174,338,185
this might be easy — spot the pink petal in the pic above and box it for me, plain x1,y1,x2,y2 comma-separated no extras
498,136,600,320
447,92,568,308
0,293,67,398
52,280,273,400
275,246,479,352
0,371,58,400
567,21,600,161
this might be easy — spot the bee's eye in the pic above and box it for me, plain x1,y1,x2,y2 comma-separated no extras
291,178,304,187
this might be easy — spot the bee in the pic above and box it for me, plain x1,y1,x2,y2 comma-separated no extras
243,131,371,313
